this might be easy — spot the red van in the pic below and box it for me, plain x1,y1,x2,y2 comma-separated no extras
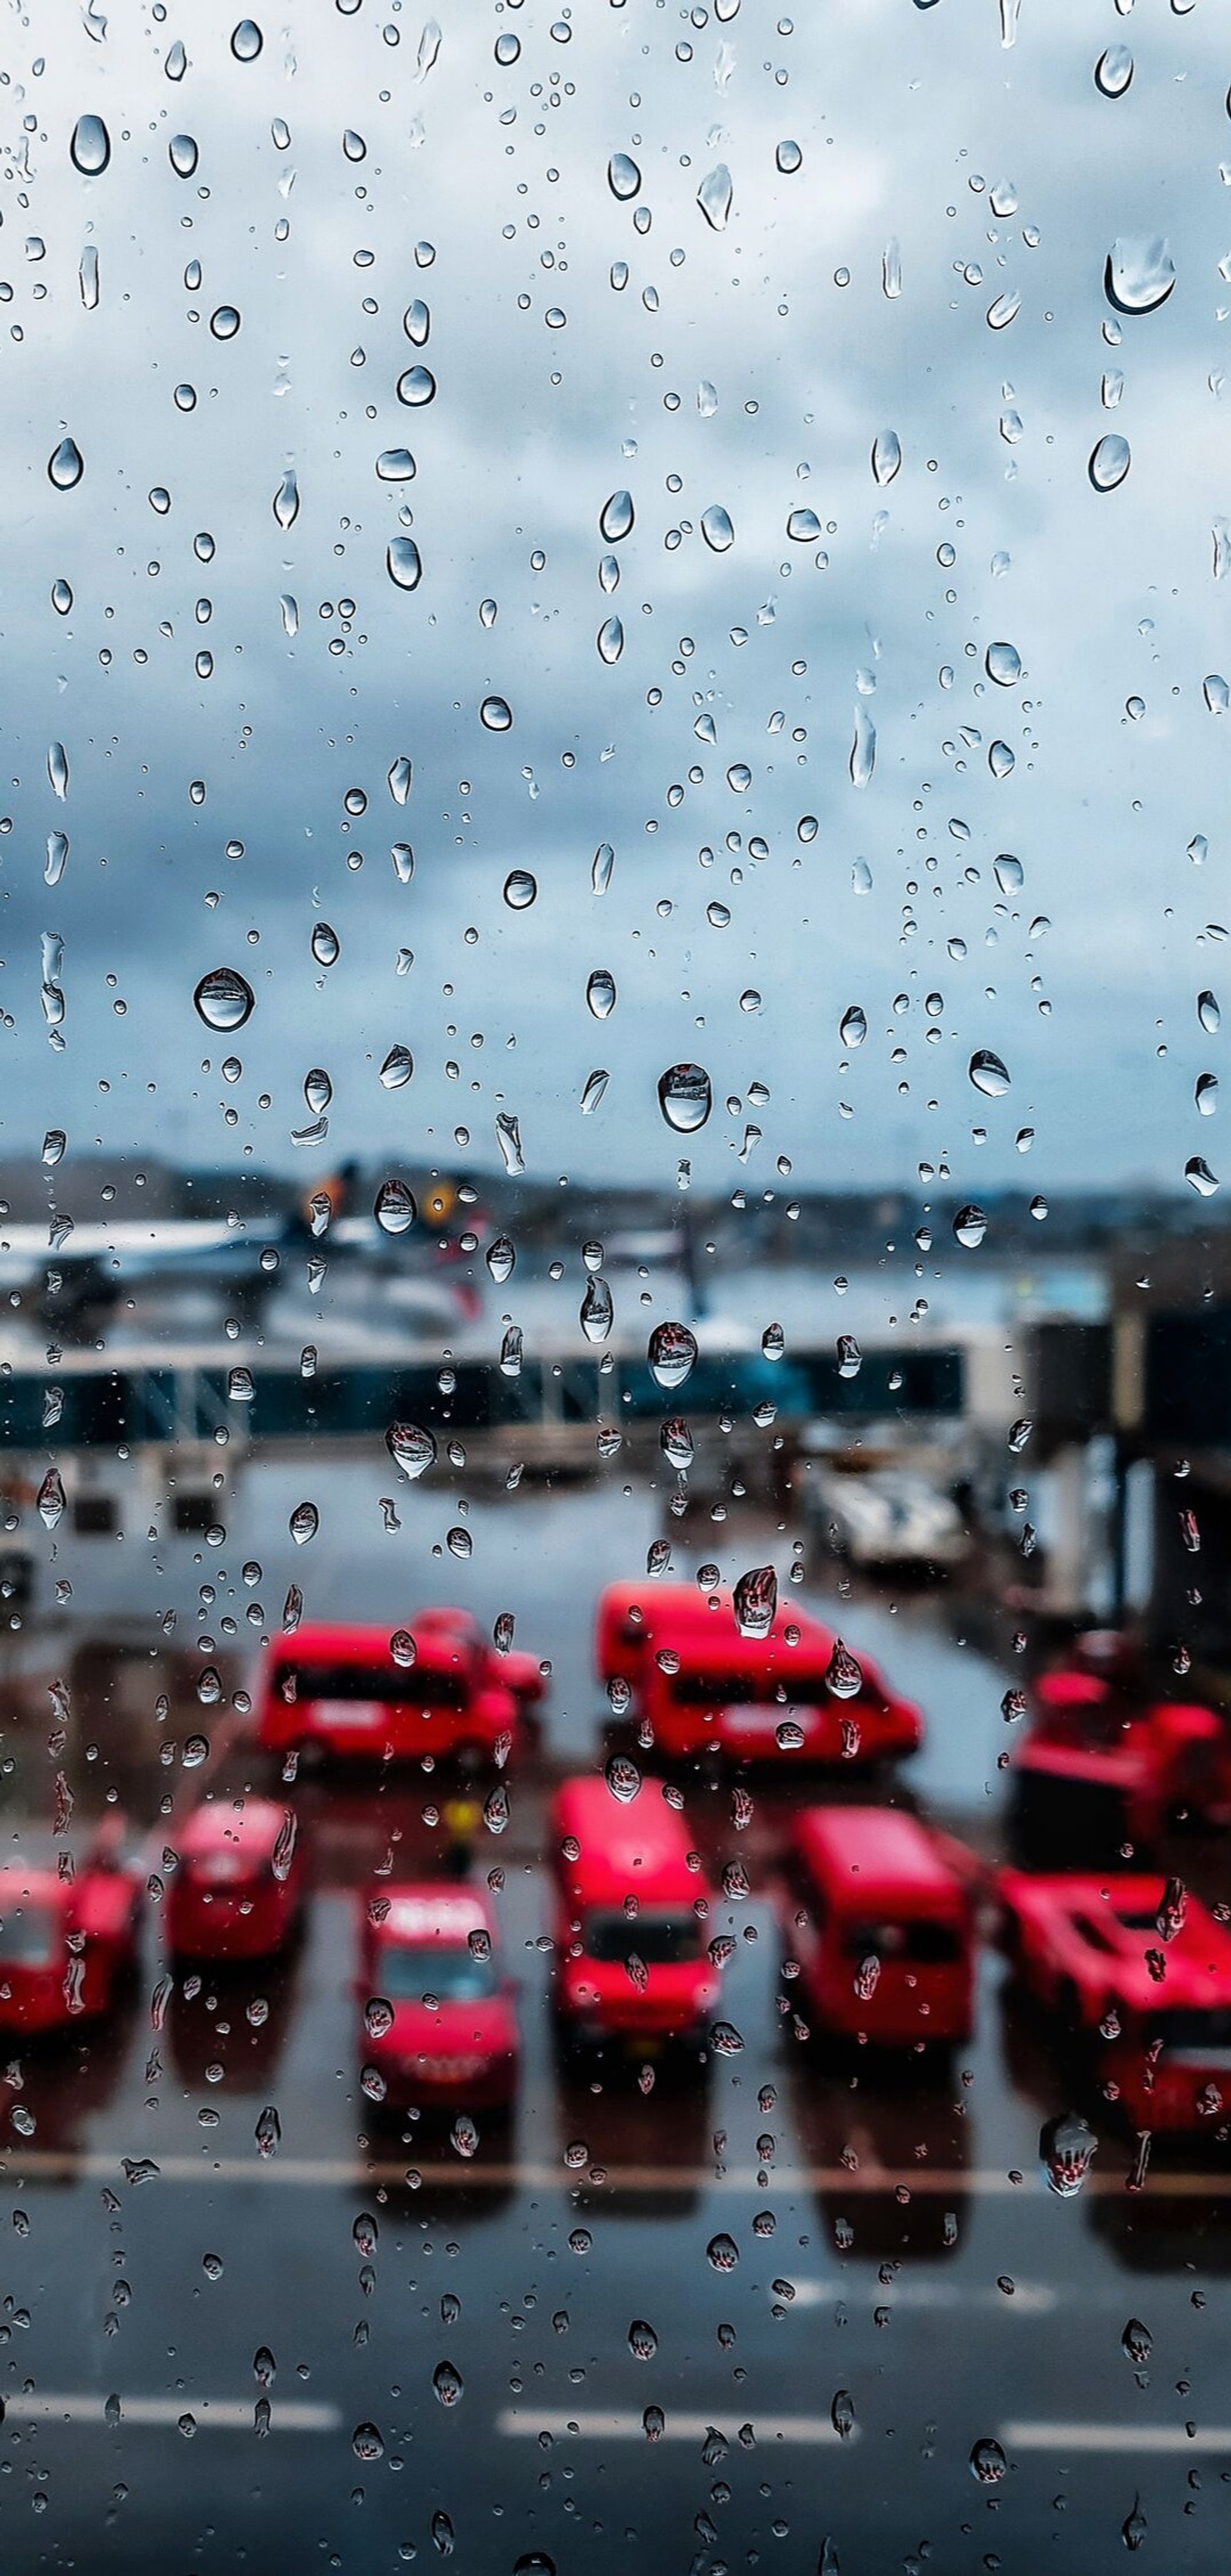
549,1774,719,2060
1009,1668,1231,1865
167,1799,305,1963
999,1870,1231,2136
358,1883,519,2114
596,1580,921,1767
782,1806,975,2050
257,1614,540,1770
0,1840,142,2037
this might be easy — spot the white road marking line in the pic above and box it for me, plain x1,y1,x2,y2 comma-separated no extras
2,2394,339,2432
1003,2422,1231,2454
786,2277,1058,2314
498,2408,853,2446
0,2149,1227,2198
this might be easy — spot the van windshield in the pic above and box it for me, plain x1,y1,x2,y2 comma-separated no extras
377,1946,499,2004
585,1910,700,1966
842,1919,963,1965
276,1663,466,1709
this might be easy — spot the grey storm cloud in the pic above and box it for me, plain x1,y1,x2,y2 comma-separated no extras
0,0,1228,1196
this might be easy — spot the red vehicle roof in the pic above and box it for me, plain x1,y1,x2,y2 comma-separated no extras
1001,1871,1231,2012
178,1799,289,1860
599,1580,834,1655
371,1884,497,1948
265,1620,466,1675
793,1806,965,1909
552,1775,702,1904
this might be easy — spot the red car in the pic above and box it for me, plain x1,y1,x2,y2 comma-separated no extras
596,1580,922,1767
0,1837,142,2036
359,1883,519,2114
167,1798,306,1963
782,1806,976,2050
1008,1667,1231,1864
257,1613,543,1770
999,1869,1231,2134
549,1774,719,2060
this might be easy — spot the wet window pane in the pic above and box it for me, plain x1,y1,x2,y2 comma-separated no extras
4,0,1229,2564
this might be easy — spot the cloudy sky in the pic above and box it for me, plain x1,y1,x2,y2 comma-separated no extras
3,0,1230,1202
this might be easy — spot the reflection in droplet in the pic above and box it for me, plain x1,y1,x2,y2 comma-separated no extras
658,1063,712,1132
1105,237,1175,315
953,1203,988,1249
969,1048,1011,1096
1089,433,1130,492
839,1006,867,1049
871,429,901,486
697,165,732,231
194,968,255,1032
376,449,416,482
1199,989,1220,1034
169,133,198,176
232,18,263,60
597,616,624,664
648,1321,698,1390
1095,43,1133,95
1186,1156,1219,1197
586,969,616,1019
480,696,512,732
503,869,536,909
776,140,802,175
375,1179,417,1233
70,114,110,175
986,291,1021,331
379,1046,414,1089
786,507,822,542
386,1422,436,1480
608,152,642,201
701,503,735,552
387,536,422,590
600,489,634,543
48,438,85,491
396,365,436,406
986,641,1021,686
311,922,339,967
210,305,241,340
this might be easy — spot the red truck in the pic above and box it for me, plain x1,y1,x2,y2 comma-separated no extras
1008,1666,1231,1866
999,1869,1231,2136
257,1613,544,1771
358,1882,519,2116
168,1798,306,1963
596,1580,922,1767
549,1774,719,2064
0,1839,142,2037
782,1805,976,2051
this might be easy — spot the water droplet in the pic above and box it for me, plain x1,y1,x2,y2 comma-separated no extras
70,114,110,175
608,151,641,202
1106,236,1175,315
433,2360,463,2407
500,869,537,914
826,1639,863,1699
786,506,822,542
51,579,73,616
994,852,1024,894
648,1321,698,1390
872,429,901,486
1196,1072,1218,1115
1205,675,1229,716
969,2436,1006,2484
849,704,876,786
168,132,198,178
697,165,732,230
605,1751,641,1805
592,841,615,893
986,291,1021,331
386,1421,435,1480
580,1276,613,1342
707,2231,739,2271
194,968,254,1032
166,39,188,78
628,2318,658,2360
1199,989,1220,1033
701,502,735,552
953,1203,987,1249
734,1565,777,1637
495,28,520,62
839,1005,867,1050
1122,2317,1152,2366
376,449,416,484
658,1062,712,1131
1040,2109,1098,2196
600,489,634,543
374,1179,417,1235
776,139,802,174
1095,42,1133,95
379,1044,414,1089
289,1501,319,1545
48,740,69,799
48,438,84,491
597,616,624,664
1186,1156,1219,1197
232,19,263,62
587,968,616,1019
387,536,422,592
986,640,1022,686
487,1236,515,1283
969,1048,1011,1097
273,469,299,529
831,2388,856,2441
38,1470,65,1530
480,695,513,732
397,365,435,406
